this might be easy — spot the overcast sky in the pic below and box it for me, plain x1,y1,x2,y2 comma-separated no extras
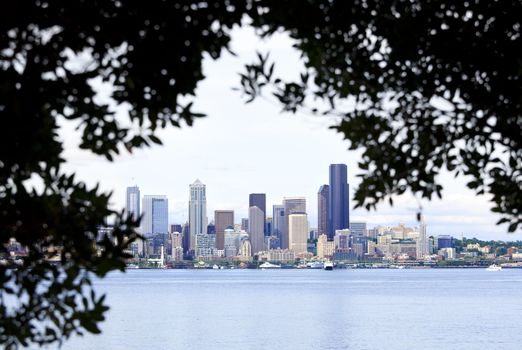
58,26,515,241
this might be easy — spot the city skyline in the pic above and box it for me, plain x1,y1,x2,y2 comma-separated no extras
60,26,513,240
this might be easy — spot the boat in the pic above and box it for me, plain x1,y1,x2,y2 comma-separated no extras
212,264,219,269
486,264,502,271
126,264,139,269
308,261,324,269
259,262,281,269
324,261,334,270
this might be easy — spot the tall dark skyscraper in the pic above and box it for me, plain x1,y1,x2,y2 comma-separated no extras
328,164,350,240
215,210,234,250
318,184,329,236
249,193,266,233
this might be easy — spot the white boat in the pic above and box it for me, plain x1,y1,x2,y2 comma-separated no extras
324,261,334,270
308,261,324,269
259,262,281,269
212,264,219,269
486,264,502,271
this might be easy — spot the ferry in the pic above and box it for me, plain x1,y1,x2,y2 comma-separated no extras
308,261,324,269
486,264,502,271
259,262,281,269
324,261,334,271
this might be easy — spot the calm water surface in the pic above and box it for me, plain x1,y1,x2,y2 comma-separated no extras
54,269,522,350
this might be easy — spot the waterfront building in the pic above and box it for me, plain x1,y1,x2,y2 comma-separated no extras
272,205,285,248
319,240,335,258
126,185,140,220
267,249,295,263
367,240,376,255
267,235,280,250
439,247,457,260
249,193,266,233
350,235,368,259
215,210,234,250
248,206,265,254
282,197,306,249
141,195,168,237
189,179,207,252
170,231,182,249
436,235,454,249
317,184,329,236
239,238,252,260
334,229,351,249
288,213,308,254
391,240,417,259
224,228,241,257
328,164,350,240
316,234,328,258
195,233,216,259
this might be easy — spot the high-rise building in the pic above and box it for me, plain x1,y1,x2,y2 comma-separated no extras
317,184,329,235
224,228,241,257
126,186,140,220
416,217,428,259
181,222,190,256
328,164,350,240
241,218,249,231
249,193,266,233
248,206,265,254
288,213,308,254
141,195,168,237
349,222,367,237
189,179,207,252
272,205,285,248
436,235,454,249
207,221,215,235
265,216,272,236
215,210,234,250
170,224,182,234
282,197,306,249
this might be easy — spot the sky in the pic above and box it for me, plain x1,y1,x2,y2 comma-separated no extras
57,26,516,241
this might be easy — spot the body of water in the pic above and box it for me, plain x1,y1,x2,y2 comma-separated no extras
54,268,522,350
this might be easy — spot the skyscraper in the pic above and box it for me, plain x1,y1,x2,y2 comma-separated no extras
349,222,367,237
328,164,350,240
288,213,308,254
181,222,190,256
141,195,168,236
416,217,428,259
189,179,207,251
272,205,285,247
282,197,306,249
215,210,234,250
241,218,249,231
317,184,329,236
126,186,140,220
249,193,266,233
248,206,265,254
